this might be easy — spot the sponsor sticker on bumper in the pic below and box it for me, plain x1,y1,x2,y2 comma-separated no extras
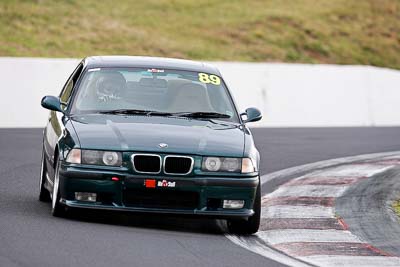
158,180,176,188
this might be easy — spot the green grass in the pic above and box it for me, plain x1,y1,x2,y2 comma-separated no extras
394,200,400,218
1,0,400,69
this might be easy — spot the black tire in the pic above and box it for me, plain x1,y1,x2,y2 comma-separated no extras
227,184,261,235
51,159,67,217
39,150,51,202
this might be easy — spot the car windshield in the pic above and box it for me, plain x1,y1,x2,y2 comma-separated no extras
70,67,239,122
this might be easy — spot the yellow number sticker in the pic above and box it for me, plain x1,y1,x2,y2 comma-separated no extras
198,73,221,85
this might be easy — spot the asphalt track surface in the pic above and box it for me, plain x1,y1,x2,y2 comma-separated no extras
1,127,400,267
337,166,400,256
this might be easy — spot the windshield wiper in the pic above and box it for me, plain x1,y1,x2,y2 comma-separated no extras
147,111,175,116
173,112,231,118
99,109,230,119
99,109,152,115
99,109,174,117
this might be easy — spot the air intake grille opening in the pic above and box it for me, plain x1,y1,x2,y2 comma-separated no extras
164,156,193,174
133,155,161,173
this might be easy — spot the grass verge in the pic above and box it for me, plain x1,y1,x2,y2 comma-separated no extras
0,0,399,69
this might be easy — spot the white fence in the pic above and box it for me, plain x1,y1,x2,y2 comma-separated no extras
1,57,399,127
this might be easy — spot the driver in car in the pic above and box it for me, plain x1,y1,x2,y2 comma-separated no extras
94,71,125,102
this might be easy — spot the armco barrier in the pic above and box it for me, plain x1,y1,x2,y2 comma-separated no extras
0,57,399,128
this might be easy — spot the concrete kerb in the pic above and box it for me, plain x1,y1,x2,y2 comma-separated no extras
226,151,400,267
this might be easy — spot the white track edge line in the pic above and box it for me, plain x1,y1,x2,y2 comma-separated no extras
225,234,314,267
261,151,400,186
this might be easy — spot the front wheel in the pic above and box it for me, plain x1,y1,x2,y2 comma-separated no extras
227,184,261,235
39,150,51,202
51,160,66,217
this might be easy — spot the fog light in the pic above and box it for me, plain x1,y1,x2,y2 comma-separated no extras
223,200,245,209
75,192,97,202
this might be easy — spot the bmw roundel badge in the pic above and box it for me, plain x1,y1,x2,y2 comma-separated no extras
159,143,168,148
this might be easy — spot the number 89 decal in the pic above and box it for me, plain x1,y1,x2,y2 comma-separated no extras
198,73,221,85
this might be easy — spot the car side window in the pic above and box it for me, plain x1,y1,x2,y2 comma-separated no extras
61,80,74,103
60,63,84,106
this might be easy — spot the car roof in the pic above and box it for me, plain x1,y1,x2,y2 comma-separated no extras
83,56,221,76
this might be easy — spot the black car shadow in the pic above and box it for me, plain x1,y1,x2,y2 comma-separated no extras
62,206,227,235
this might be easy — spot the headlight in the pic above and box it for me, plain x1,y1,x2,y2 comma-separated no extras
202,157,256,173
203,157,222,171
66,149,122,167
82,150,102,165
202,157,241,172
102,151,120,166
222,158,241,172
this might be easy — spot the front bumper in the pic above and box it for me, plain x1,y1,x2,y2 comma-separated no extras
58,164,259,219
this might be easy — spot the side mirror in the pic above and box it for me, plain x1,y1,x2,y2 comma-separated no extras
41,95,64,113
242,107,262,123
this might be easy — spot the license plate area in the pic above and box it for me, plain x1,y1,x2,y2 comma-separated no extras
123,188,199,209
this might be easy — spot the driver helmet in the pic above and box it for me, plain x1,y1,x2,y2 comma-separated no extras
95,71,126,101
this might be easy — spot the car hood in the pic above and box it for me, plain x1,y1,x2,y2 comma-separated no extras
69,114,245,157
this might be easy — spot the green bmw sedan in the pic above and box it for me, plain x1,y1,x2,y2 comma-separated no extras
39,56,262,234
